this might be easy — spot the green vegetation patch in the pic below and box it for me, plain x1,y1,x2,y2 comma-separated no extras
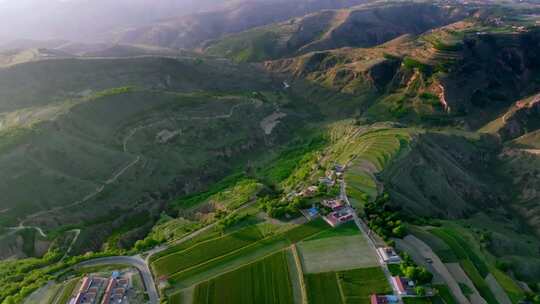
305,267,391,304
305,272,343,304
490,267,525,303
191,251,294,304
430,228,489,276
152,225,264,277
258,135,326,187
429,228,499,304
338,267,392,304
460,260,498,304
165,219,329,287
433,284,457,304
56,278,79,304
206,179,263,210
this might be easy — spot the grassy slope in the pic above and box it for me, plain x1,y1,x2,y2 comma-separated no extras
205,2,464,63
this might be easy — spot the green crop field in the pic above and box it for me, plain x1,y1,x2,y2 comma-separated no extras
429,228,499,304
298,234,378,273
433,285,457,304
305,267,391,304
430,228,489,276
191,251,294,304
338,267,392,304
152,225,264,277
281,219,329,243
489,267,525,303
305,272,343,304
163,219,329,288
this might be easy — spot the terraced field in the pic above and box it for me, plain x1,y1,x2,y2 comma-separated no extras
327,125,412,207
428,227,512,304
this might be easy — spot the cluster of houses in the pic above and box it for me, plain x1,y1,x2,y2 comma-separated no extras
69,271,129,304
321,199,355,227
299,164,357,227
371,246,423,303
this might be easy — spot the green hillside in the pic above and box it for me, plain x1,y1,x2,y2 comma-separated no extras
205,2,467,63
2,1,540,303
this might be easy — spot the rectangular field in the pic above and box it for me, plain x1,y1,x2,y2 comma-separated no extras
298,234,378,274
305,272,343,304
166,219,329,287
152,225,264,277
191,251,294,304
304,267,391,304
338,267,392,304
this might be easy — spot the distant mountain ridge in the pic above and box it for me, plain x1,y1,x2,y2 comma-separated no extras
113,0,370,49
204,2,468,62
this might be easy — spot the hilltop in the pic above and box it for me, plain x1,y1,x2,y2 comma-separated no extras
205,2,468,62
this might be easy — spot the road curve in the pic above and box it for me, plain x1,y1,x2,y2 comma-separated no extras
76,255,159,304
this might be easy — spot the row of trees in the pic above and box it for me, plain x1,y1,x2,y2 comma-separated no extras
364,193,407,240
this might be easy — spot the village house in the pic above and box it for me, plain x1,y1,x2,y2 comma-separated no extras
71,276,109,304
321,199,345,211
301,186,318,197
101,271,129,304
323,207,354,227
392,276,415,296
370,294,399,304
319,176,335,186
376,247,401,264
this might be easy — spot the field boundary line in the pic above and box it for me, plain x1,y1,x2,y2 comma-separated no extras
291,244,308,304
153,225,263,264
174,248,289,289
166,232,279,279
335,272,346,304
165,220,326,279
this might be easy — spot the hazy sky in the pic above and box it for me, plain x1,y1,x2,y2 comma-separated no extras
0,0,229,43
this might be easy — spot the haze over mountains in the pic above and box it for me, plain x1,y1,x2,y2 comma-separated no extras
0,0,368,46
1,1,540,303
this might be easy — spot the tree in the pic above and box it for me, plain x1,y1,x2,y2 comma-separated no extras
415,286,426,296
403,266,419,280
392,224,407,238
417,267,433,284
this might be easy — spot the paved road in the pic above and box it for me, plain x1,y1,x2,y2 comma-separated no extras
395,235,470,304
340,180,402,302
76,256,159,304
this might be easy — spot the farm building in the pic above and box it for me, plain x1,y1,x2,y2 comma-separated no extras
323,207,354,227
319,176,335,186
376,247,401,264
101,272,129,304
322,199,345,211
301,186,319,197
391,276,415,296
370,294,399,304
